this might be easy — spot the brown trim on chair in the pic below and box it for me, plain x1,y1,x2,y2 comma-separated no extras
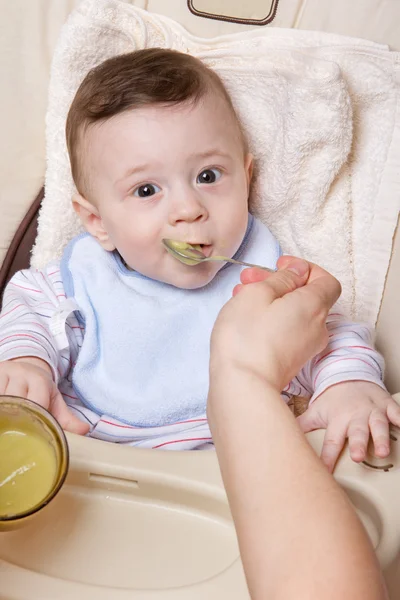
187,0,280,26
0,186,44,303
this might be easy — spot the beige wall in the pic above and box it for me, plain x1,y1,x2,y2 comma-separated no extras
0,0,81,264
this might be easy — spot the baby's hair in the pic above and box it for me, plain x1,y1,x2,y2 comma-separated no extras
66,48,244,195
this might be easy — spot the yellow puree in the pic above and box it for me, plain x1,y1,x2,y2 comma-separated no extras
0,428,57,517
169,241,203,254
168,241,204,266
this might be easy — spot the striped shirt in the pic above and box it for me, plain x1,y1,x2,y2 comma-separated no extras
0,263,385,449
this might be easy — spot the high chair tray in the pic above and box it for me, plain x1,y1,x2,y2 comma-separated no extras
1,397,400,600
0,434,248,599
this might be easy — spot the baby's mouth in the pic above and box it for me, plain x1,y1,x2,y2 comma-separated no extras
196,243,213,258
183,242,213,258
163,239,215,266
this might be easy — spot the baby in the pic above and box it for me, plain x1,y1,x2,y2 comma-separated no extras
1,49,399,470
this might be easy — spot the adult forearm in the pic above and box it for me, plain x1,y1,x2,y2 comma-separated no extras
208,364,387,600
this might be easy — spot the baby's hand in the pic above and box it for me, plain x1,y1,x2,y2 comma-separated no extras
0,357,89,435
297,381,400,472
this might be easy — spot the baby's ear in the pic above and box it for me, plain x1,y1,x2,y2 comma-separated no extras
72,193,115,252
245,153,254,190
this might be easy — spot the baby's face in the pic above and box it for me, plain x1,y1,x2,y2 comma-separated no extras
79,92,252,288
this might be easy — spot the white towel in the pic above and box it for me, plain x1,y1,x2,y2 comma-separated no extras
32,0,400,324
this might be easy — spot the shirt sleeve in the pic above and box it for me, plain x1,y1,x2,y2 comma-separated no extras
0,264,83,383
285,311,386,402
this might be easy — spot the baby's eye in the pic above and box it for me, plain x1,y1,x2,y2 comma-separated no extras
196,168,222,185
133,183,161,198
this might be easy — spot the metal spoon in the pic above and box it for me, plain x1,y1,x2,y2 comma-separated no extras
162,239,275,272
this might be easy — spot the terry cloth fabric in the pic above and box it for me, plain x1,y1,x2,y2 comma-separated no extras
32,0,400,324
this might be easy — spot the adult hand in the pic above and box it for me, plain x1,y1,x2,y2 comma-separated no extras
210,255,341,392
207,257,386,600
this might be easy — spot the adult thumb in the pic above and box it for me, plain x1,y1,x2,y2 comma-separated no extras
51,390,90,435
277,256,310,278
255,257,311,302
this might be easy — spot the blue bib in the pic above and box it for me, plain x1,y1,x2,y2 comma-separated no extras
60,216,281,426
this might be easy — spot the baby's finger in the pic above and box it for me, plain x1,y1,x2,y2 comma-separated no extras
369,408,390,458
387,399,400,429
348,416,370,462
5,379,29,400
51,390,90,435
321,421,348,472
296,405,325,433
26,380,52,410
0,373,10,395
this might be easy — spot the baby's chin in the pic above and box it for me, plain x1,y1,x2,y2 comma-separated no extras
123,259,223,289
159,263,223,290
164,269,220,290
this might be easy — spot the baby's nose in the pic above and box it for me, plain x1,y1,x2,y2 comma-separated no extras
168,193,208,224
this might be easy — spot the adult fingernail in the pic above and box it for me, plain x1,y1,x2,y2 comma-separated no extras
285,258,309,277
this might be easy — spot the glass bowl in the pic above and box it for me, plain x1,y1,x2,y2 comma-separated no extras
0,395,69,531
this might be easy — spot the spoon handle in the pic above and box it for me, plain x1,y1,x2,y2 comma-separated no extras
206,255,275,272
